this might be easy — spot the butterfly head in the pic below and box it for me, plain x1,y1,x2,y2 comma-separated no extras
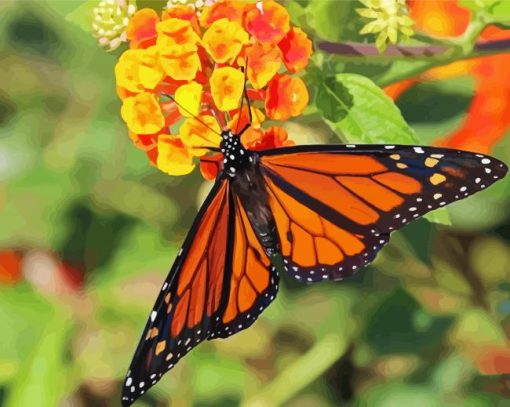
220,130,252,178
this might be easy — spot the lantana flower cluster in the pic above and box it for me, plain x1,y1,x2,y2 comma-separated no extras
115,0,312,179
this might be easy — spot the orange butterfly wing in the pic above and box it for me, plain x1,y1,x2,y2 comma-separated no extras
123,179,280,406
259,144,507,281
122,180,232,405
213,195,278,338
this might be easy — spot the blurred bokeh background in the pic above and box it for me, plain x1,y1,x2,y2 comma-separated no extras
1,0,510,406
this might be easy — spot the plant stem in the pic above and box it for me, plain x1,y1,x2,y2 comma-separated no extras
318,37,510,61
242,334,348,407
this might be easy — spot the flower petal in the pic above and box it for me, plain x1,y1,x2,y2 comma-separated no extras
175,81,203,117
127,8,159,49
202,18,249,64
278,27,312,73
245,0,290,44
229,106,265,134
162,5,201,35
199,0,247,28
179,115,221,156
159,52,201,81
246,42,281,89
121,92,165,134
156,18,201,56
265,74,309,121
242,125,292,151
210,67,244,112
115,47,165,92
199,153,223,180
115,49,145,93
157,135,196,176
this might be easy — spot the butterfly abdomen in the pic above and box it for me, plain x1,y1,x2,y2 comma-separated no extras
231,155,280,257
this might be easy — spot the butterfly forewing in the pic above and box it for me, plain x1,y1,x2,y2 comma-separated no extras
122,180,232,406
259,144,507,281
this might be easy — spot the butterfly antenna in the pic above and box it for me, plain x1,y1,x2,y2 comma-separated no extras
163,93,222,137
236,58,252,136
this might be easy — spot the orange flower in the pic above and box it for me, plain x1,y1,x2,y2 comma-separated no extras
200,153,223,180
121,92,165,134
210,66,244,111
477,345,510,375
179,115,222,156
0,250,22,285
199,0,246,28
244,125,294,151
265,74,309,120
229,106,265,133
114,0,312,178
246,42,281,89
202,18,249,63
127,8,159,49
157,136,196,175
129,131,163,165
278,27,312,73
245,0,290,44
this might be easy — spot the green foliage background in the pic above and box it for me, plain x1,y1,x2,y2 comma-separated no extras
0,1,509,406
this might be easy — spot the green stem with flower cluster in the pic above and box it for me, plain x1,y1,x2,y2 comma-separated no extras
318,18,510,85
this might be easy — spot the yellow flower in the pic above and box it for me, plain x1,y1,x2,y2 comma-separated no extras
159,52,201,81
115,47,165,93
156,18,201,56
357,0,414,52
202,18,249,63
157,136,196,176
175,81,203,117
179,115,221,156
210,66,244,111
121,92,165,134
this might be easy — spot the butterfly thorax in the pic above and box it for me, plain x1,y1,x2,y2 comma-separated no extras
220,130,251,178
221,130,279,257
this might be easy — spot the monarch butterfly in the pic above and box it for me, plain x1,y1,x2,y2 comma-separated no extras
121,90,507,405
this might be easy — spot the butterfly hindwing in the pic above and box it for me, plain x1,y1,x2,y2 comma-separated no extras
263,173,390,282
212,194,279,338
259,144,507,281
122,180,232,406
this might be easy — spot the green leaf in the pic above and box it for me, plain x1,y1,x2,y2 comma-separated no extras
365,289,453,355
306,0,353,41
316,73,418,144
424,208,451,226
4,306,73,407
315,73,451,225
460,0,510,24
487,0,510,24
65,0,97,34
459,0,499,11
0,285,55,384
